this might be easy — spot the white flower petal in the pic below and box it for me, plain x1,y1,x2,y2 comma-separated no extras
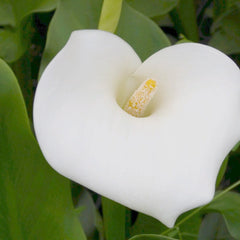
34,30,240,227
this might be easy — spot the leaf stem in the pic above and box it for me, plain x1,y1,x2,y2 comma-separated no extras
98,0,123,33
129,234,179,240
161,180,240,235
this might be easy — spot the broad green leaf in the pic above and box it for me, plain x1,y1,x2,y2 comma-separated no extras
204,191,240,239
98,0,123,33
116,1,171,61
170,0,199,42
126,0,179,18
39,0,103,76
209,3,240,54
0,58,86,240
102,197,126,240
198,213,235,240
0,0,58,62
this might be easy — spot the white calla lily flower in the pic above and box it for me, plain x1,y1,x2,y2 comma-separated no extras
33,30,240,227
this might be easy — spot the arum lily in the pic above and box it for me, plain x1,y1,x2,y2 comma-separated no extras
33,30,240,227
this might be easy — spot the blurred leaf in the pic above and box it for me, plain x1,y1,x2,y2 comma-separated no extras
116,1,171,61
209,3,240,54
130,213,167,236
0,0,58,62
216,156,228,187
98,0,123,33
0,17,32,63
0,0,15,26
0,0,58,27
204,191,240,239
0,58,86,240
213,0,239,18
126,0,179,18
77,189,96,237
198,213,235,240
170,0,199,42
39,0,102,76
213,0,228,18
102,197,126,240
76,189,104,240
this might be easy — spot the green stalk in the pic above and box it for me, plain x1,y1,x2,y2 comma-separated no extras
98,0,123,33
102,197,126,240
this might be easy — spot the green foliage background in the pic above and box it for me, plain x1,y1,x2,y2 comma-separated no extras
0,0,240,240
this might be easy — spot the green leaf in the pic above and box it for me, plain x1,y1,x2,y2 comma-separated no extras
116,1,171,61
0,58,86,240
213,0,229,18
98,0,123,33
102,197,126,240
204,191,240,239
0,0,58,27
176,211,202,240
0,17,32,63
213,0,238,18
170,0,199,42
131,211,201,240
129,234,179,240
0,0,58,62
216,156,228,187
77,189,96,237
130,213,167,236
126,0,179,18
209,3,240,54
0,0,15,26
199,213,235,240
39,0,103,76
232,141,240,152
76,189,104,240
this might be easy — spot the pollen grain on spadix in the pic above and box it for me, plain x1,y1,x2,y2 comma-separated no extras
124,79,158,117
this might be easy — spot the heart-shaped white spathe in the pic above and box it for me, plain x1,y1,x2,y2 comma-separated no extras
33,30,240,227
